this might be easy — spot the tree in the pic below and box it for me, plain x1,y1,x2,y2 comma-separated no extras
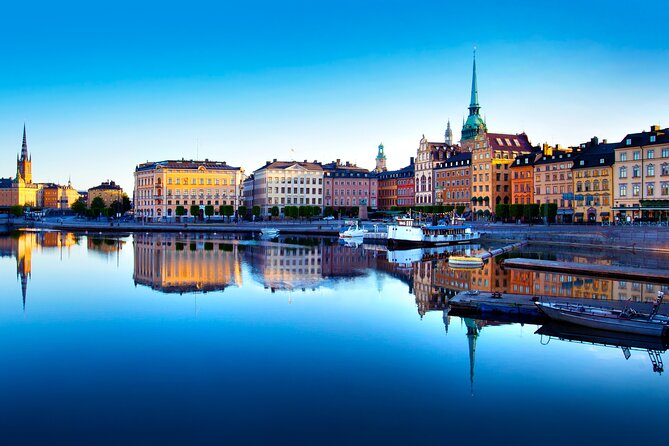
237,206,248,220
71,197,87,215
9,205,24,217
540,203,558,223
252,206,261,218
455,205,466,215
510,204,524,221
525,204,540,221
220,205,234,221
204,205,214,219
443,205,454,213
495,204,510,221
270,206,280,218
311,206,321,217
324,206,334,217
91,196,105,212
175,206,186,218
122,194,132,213
190,205,201,221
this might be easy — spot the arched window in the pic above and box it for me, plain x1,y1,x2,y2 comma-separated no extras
576,181,582,192
584,181,591,192
593,180,600,191
602,179,609,190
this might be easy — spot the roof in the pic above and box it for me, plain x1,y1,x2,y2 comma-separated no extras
435,152,472,170
572,142,617,170
254,160,323,173
377,163,414,180
89,181,121,191
136,159,240,172
534,150,580,166
485,132,533,153
617,125,669,148
322,161,371,176
0,178,12,188
510,152,541,168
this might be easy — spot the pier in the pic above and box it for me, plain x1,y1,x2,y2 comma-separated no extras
503,258,669,284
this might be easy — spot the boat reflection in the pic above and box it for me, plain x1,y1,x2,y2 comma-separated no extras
536,322,666,374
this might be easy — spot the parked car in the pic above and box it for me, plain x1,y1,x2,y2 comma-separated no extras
322,216,335,220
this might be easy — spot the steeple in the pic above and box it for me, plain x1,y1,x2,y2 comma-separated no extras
469,49,480,116
17,125,33,184
445,120,453,145
21,124,29,160
374,142,387,173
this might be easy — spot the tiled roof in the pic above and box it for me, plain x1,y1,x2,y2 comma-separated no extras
435,152,472,169
572,143,616,169
136,159,240,172
254,161,323,172
0,178,12,188
377,163,414,180
485,132,533,152
511,152,541,168
534,150,579,165
617,126,669,148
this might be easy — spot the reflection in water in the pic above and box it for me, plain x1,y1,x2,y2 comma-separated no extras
536,323,666,374
133,233,242,293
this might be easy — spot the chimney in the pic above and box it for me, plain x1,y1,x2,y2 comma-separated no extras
651,125,661,132
602,139,608,144
336,159,341,166
410,156,415,165
591,136,599,146
266,161,271,165
273,158,277,162
304,159,307,163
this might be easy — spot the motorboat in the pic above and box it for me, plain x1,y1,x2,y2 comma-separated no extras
260,228,280,238
339,223,368,238
387,216,480,247
448,256,484,268
535,292,668,337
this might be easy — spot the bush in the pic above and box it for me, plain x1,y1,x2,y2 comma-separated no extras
495,204,510,221
190,205,200,219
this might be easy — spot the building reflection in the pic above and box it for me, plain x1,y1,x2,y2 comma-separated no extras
133,233,242,293
0,230,79,310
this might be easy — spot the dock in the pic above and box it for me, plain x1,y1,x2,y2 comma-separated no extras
503,258,669,284
450,291,669,319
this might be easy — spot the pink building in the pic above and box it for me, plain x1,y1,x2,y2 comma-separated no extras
322,160,378,210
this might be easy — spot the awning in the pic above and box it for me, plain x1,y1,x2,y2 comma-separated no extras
600,212,610,216
557,209,574,215
574,212,584,217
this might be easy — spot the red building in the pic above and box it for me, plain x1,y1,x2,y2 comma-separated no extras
322,160,378,210
377,158,415,209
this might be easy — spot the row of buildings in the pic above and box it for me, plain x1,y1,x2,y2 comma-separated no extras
0,126,128,212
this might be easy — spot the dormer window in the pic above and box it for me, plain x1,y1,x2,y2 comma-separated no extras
600,158,605,164
626,138,632,145
651,135,656,143
580,160,585,166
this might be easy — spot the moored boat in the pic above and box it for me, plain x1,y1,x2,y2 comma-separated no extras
387,216,480,247
448,256,484,268
339,223,368,238
535,293,668,337
260,228,280,238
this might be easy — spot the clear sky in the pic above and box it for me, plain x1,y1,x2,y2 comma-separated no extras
1,0,667,193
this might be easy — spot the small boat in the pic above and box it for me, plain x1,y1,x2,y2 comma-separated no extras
339,223,368,238
448,256,484,268
260,228,280,238
387,215,480,247
535,292,668,337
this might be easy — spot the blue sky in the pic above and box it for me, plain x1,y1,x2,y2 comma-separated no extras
0,0,667,192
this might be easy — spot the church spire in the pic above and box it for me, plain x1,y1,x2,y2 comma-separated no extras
445,120,453,145
469,49,480,116
21,124,28,160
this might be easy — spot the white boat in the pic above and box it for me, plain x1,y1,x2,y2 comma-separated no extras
339,223,368,238
260,228,280,238
448,256,484,268
387,216,480,247
535,294,668,337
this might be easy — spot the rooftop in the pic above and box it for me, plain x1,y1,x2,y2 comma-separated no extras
136,159,240,172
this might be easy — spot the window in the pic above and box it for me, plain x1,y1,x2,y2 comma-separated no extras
662,163,669,176
661,182,669,196
650,135,656,143
663,148,669,158
632,184,640,197
648,150,655,159
647,183,655,196
633,151,641,161
619,166,627,178
632,166,640,178
647,164,655,176
626,138,632,146
619,184,627,197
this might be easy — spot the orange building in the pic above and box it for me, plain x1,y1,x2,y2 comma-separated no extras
510,152,539,205
434,152,471,209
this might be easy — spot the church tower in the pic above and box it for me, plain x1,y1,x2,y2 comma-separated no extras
17,125,32,184
460,50,487,143
445,120,453,145
374,143,387,173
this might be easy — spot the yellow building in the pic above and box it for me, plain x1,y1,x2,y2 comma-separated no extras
88,180,123,208
41,181,80,210
133,233,242,293
134,159,244,222
0,126,40,209
572,138,616,223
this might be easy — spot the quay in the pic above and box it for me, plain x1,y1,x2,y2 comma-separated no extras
450,291,669,319
503,258,669,284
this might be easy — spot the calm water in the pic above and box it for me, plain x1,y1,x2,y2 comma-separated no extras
1,230,667,445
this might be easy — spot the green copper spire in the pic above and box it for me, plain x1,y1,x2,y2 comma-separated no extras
469,49,480,115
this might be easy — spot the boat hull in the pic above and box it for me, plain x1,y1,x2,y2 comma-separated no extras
536,302,667,337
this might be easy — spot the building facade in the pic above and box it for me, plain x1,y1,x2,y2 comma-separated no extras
415,136,459,205
323,160,377,210
88,180,123,207
377,159,414,209
572,138,616,223
252,160,324,215
533,145,577,222
42,182,80,209
510,152,539,205
134,159,243,221
434,152,471,209
0,126,40,209
613,125,669,222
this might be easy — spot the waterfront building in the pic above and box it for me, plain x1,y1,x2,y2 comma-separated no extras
377,158,415,209
533,144,578,223
415,135,460,205
251,159,323,216
510,152,540,205
133,159,243,221
41,181,80,210
434,152,471,209
458,54,534,215
373,143,387,173
88,180,123,207
0,126,40,209
613,125,669,222
572,137,616,223
322,160,377,210
242,174,254,210
133,233,242,293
